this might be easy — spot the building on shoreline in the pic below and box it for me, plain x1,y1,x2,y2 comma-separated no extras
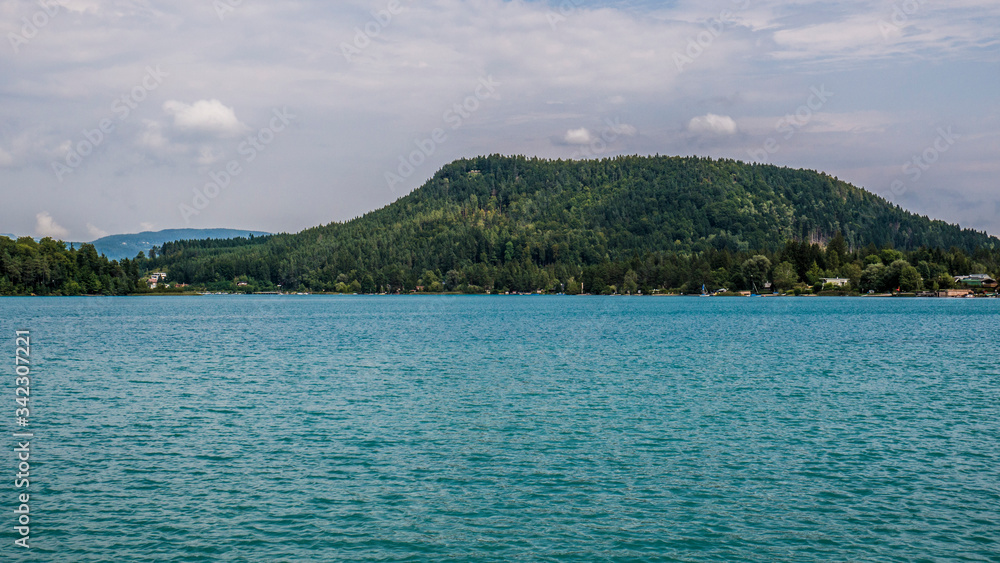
148,272,168,289
955,274,997,288
938,289,974,298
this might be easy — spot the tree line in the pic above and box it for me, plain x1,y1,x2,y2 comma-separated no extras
0,237,142,296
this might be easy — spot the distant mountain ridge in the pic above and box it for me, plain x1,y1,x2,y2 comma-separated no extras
85,229,270,260
2,229,270,261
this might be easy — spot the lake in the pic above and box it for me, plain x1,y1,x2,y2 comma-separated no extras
2,296,998,561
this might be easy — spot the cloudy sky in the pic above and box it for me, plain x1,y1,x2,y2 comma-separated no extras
2,0,998,240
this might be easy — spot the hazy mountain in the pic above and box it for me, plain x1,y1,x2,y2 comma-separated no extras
87,229,270,261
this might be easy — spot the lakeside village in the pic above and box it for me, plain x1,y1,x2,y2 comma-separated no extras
145,272,999,298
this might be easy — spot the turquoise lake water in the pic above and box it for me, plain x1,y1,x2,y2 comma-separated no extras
1,296,998,561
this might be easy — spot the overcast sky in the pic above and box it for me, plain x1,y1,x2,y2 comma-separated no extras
2,0,998,241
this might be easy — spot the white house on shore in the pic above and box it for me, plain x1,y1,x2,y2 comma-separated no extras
821,278,850,287
148,272,168,289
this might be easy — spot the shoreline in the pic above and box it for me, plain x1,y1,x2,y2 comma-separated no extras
2,292,996,299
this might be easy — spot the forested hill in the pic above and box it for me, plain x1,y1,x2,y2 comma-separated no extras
151,155,999,293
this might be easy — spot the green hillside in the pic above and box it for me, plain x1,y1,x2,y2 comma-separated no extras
149,155,999,294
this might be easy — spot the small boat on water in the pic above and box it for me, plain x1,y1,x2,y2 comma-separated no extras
700,284,711,297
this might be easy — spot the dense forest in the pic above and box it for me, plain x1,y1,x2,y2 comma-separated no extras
141,155,1000,295
0,236,142,295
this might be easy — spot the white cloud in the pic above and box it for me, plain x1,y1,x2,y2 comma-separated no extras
61,0,104,14
196,146,221,166
0,148,12,167
612,123,638,137
688,114,738,136
564,128,594,145
138,120,169,150
737,111,895,136
804,111,895,134
35,212,70,239
139,222,155,232
771,15,891,61
86,223,109,240
765,3,1000,63
163,99,248,138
